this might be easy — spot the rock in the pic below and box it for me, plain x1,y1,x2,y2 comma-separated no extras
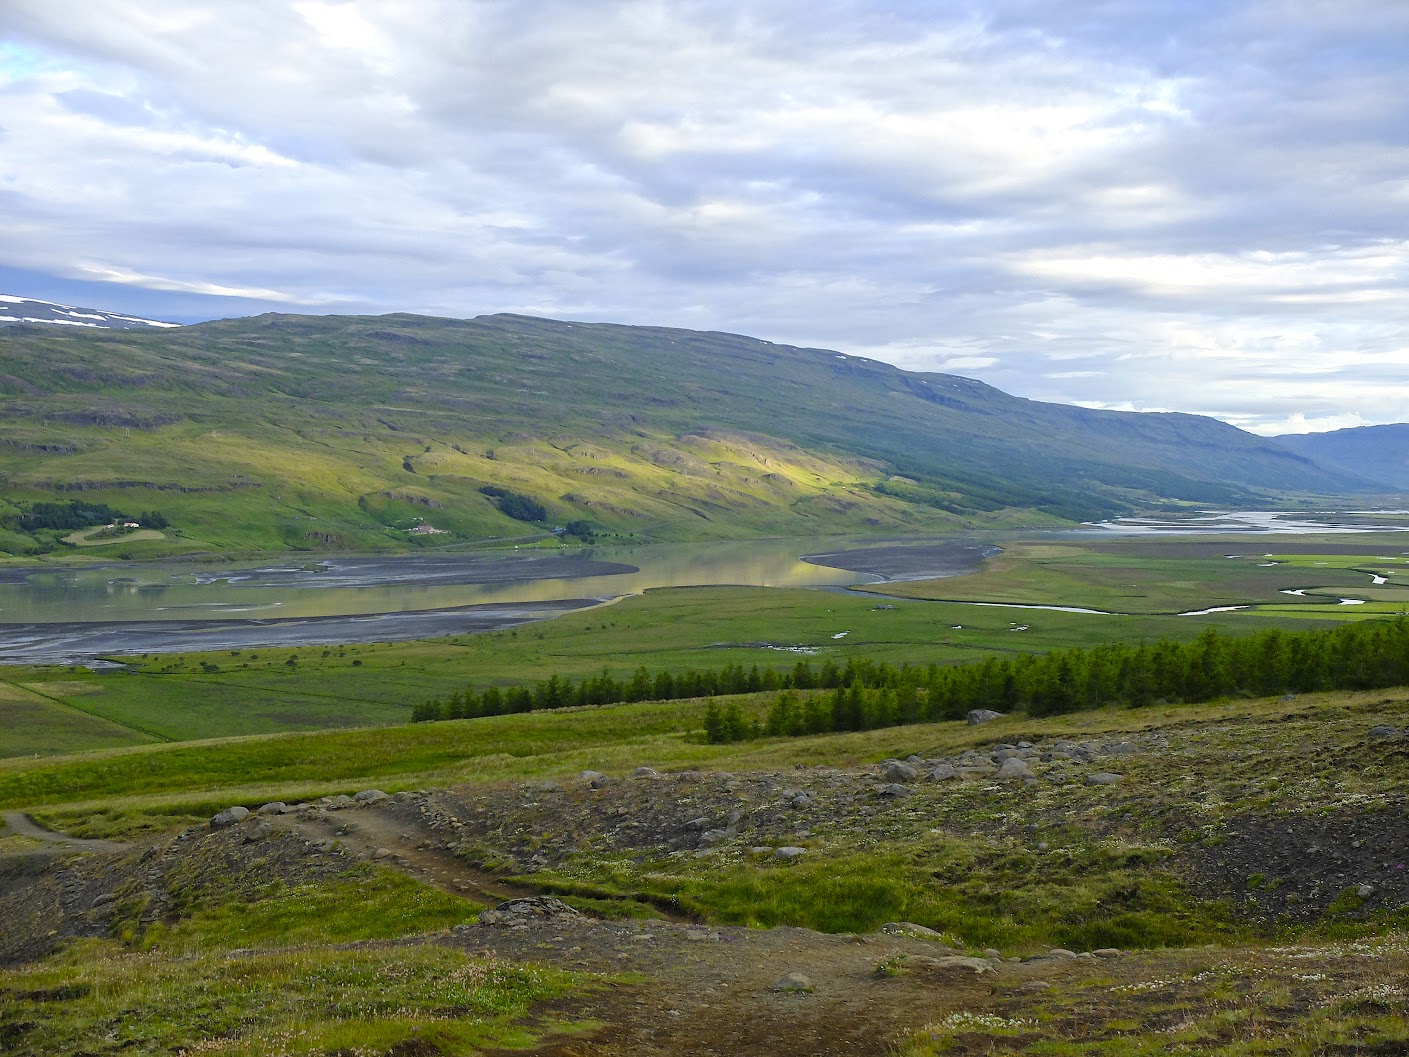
789,793,813,809
1357,883,1376,899
210,806,250,829
589,775,613,789
577,770,605,782
993,747,1023,762
1019,980,1051,992
90,892,116,909
353,789,390,805
1086,772,1124,785
256,802,288,815
631,766,661,779
967,709,1005,725
241,819,274,843
774,846,807,860
1047,948,1079,959
877,783,914,799
882,761,918,782
477,897,580,926
698,829,730,846
320,794,356,810
1093,948,1122,959
909,956,996,976
372,847,397,860
927,765,960,782
1367,725,1399,739
983,948,1002,961
995,758,1034,780
774,972,813,992
881,922,946,940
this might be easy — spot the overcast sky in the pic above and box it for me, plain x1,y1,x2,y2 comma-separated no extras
3,1,1407,434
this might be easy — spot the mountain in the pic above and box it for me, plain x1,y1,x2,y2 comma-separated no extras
0,309,1370,555
0,294,179,331
1276,424,1409,490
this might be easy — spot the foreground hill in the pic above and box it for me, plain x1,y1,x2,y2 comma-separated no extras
0,310,1365,553
2,689,1407,1054
1278,423,1409,490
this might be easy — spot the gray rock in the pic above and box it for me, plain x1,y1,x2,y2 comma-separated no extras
1047,948,1079,959
995,758,1034,780
877,783,915,799
477,896,579,926
256,801,288,815
774,972,813,992
789,793,813,809
1086,773,1124,786
909,955,995,975
983,948,1002,960
1093,948,1122,958
577,769,605,782
967,709,1005,725
631,766,661,779
927,765,960,782
589,775,613,789
698,829,730,846
1367,725,1399,739
1357,883,1376,899
210,806,250,829
241,819,274,843
353,789,389,805
993,747,1024,762
881,922,947,940
774,846,808,860
372,847,397,860
882,761,919,782
320,794,356,810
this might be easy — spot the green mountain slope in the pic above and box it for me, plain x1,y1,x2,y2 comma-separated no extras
1276,424,1409,490
0,311,1363,554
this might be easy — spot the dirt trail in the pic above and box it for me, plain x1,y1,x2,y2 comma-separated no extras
0,812,129,853
277,805,538,906
451,912,1056,1057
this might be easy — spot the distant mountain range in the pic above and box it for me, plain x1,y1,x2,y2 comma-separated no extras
0,297,1397,554
1276,425,1409,490
0,295,178,331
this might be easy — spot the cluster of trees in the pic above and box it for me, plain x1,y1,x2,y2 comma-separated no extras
8,500,168,531
415,617,1409,732
479,485,547,522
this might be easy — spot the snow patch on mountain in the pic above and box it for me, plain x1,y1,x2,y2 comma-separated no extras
0,295,180,330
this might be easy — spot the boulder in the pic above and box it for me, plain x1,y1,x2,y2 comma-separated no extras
256,802,289,815
928,765,960,782
877,783,915,799
353,789,390,805
882,760,919,782
774,972,813,992
577,770,606,782
1367,725,1400,739
1085,772,1124,786
909,955,996,976
967,709,1005,725
995,758,1034,780
477,896,580,926
210,806,250,830
774,846,808,860
631,766,661,779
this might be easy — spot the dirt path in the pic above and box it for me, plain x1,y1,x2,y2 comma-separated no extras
0,812,129,853
450,912,1058,1057
277,805,539,906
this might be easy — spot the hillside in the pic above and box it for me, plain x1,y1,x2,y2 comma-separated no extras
1277,423,1409,490
0,310,1368,554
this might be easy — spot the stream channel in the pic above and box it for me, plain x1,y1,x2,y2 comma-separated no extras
2,509,1407,664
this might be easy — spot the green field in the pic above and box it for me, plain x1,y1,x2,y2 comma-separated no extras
0,576,1349,756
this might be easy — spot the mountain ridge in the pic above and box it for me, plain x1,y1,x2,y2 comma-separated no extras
0,304,1376,555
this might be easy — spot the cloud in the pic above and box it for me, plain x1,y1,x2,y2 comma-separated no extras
0,0,1407,433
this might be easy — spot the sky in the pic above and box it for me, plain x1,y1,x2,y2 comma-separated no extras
3,1,1407,436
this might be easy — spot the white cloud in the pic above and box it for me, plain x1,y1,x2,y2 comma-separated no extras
0,0,1406,433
